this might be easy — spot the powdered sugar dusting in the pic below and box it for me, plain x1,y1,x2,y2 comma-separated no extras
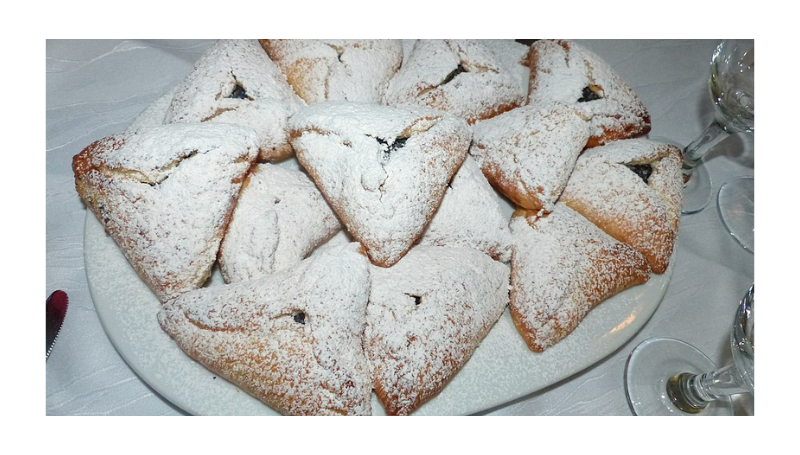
527,40,650,146
73,123,259,302
418,155,512,262
165,39,304,161
289,101,471,267
470,102,591,211
219,163,342,282
482,39,531,100
261,39,403,105
383,39,525,124
365,245,510,415
508,204,650,352
559,138,683,274
157,242,373,416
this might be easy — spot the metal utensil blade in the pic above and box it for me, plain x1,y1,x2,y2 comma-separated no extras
46,290,68,360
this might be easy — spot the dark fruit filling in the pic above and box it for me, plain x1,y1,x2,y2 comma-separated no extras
577,85,603,102
293,311,306,325
376,136,408,158
228,83,249,100
625,164,653,184
442,64,467,85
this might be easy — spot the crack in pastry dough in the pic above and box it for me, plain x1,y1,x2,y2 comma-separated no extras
226,75,254,100
96,149,200,187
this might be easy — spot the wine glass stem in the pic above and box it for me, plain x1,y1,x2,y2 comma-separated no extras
682,121,730,180
667,363,751,413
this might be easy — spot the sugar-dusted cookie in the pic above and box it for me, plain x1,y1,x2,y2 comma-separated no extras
559,138,683,274
527,40,651,148
383,39,524,124
260,39,403,105
470,102,591,212
483,39,532,100
289,101,471,267
509,204,650,352
219,163,342,283
73,123,259,302
165,39,304,162
158,243,373,415
365,246,510,415
418,155,512,262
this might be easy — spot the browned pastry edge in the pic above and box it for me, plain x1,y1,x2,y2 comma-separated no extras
527,40,651,148
508,209,651,352
372,356,463,416
561,196,672,275
73,134,251,303
584,118,652,149
558,141,683,275
477,149,545,211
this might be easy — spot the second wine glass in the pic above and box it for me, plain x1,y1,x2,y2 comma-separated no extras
623,284,754,416
681,39,754,216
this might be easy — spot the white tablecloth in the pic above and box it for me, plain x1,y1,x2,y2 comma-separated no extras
45,39,754,416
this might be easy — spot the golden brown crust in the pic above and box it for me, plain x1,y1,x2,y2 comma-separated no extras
527,39,651,148
73,124,259,302
365,246,510,415
508,205,650,352
383,39,525,125
559,139,683,274
469,103,591,213
158,243,373,415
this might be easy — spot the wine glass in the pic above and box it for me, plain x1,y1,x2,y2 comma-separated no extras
623,284,754,416
681,39,754,219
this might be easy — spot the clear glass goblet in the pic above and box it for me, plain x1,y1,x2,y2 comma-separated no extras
623,284,754,416
681,39,754,217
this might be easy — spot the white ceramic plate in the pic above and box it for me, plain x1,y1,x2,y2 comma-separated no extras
85,204,672,415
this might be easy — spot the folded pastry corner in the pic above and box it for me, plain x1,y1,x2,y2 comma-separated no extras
383,39,525,125
289,101,471,267
158,242,373,416
165,39,304,162
559,138,683,274
470,102,591,212
509,204,650,352
527,39,651,148
418,155,513,262
218,163,342,283
260,39,404,105
73,123,259,302
365,246,510,415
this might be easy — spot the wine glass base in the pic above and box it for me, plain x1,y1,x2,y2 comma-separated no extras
681,162,713,214
717,176,754,253
624,337,733,416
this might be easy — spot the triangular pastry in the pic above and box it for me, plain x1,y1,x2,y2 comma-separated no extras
72,123,259,302
218,163,342,283
509,204,650,352
289,101,471,267
383,39,524,124
365,246,510,415
559,138,683,274
157,243,373,416
259,39,404,105
526,40,651,148
482,39,532,100
418,155,513,262
165,39,304,162
470,102,591,212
